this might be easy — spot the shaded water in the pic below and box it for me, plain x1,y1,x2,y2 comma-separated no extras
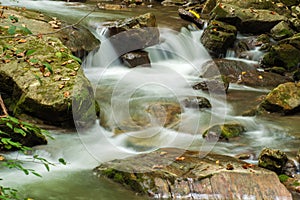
1,0,300,199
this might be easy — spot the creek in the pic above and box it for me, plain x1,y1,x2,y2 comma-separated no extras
1,0,300,199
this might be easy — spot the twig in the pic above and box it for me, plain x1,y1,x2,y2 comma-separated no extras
0,95,8,118
0,5,98,39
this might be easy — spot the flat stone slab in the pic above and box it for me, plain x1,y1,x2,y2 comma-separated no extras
94,148,292,199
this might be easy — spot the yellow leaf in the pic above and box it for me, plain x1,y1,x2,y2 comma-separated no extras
258,75,263,79
241,71,247,75
188,10,200,19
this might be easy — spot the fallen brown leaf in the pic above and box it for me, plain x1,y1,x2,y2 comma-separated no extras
64,91,70,98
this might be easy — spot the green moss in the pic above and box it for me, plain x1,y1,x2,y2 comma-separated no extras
278,174,290,182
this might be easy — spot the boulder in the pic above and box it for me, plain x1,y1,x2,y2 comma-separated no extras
203,122,246,141
261,44,300,72
94,148,292,199
280,0,300,7
102,13,159,55
121,50,150,68
200,20,237,57
192,77,230,93
258,148,288,174
260,82,300,114
202,59,291,88
178,8,204,29
56,22,100,60
182,96,211,109
280,174,300,199
0,8,96,126
210,3,287,34
271,21,295,41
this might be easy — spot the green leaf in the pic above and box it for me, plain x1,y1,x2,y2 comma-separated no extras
29,58,39,63
13,127,27,137
19,26,32,35
55,52,62,58
5,122,13,130
9,15,19,22
58,158,67,165
44,163,50,171
7,116,19,124
43,62,53,74
34,74,42,85
69,54,82,64
31,172,42,178
7,25,16,35
26,49,36,56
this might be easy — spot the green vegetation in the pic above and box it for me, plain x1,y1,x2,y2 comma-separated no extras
278,174,290,182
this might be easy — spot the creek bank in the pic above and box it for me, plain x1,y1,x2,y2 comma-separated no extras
0,7,97,127
94,148,292,199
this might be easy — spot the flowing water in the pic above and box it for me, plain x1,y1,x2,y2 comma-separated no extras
1,0,300,199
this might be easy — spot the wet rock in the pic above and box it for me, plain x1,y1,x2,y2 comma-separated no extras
202,59,291,88
258,147,288,174
271,21,295,41
290,18,300,32
182,96,211,109
203,122,246,141
291,5,300,18
94,148,292,199
283,159,298,177
280,174,300,199
200,20,237,57
178,8,204,29
260,82,300,114
97,3,126,10
192,77,229,93
103,13,159,55
100,99,182,134
262,44,300,72
210,3,286,34
121,50,150,68
57,23,100,60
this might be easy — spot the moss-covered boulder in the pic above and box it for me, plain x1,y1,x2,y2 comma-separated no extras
261,44,300,72
271,21,295,41
260,82,300,114
200,20,237,57
258,148,288,174
94,148,292,199
210,3,286,34
202,122,246,141
0,7,96,126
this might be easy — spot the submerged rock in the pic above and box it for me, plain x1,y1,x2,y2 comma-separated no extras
121,50,150,68
202,59,291,88
200,20,237,57
202,122,246,141
258,148,288,174
182,96,211,109
260,82,300,114
94,148,292,199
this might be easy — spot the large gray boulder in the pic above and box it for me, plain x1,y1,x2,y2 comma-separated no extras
94,148,292,199
102,13,159,55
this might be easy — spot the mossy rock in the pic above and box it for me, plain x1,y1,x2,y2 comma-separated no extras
258,148,288,174
202,122,246,140
0,8,96,126
200,20,237,57
260,82,300,114
271,21,294,41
